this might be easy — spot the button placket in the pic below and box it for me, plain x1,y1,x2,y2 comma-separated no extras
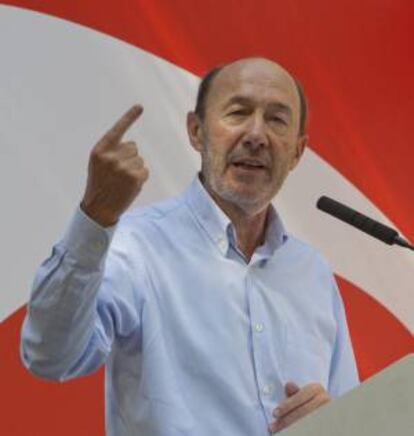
246,270,273,411
247,267,283,426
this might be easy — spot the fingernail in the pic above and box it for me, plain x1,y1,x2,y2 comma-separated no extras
273,407,281,418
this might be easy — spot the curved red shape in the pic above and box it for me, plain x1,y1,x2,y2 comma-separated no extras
337,275,413,380
1,307,104,435
1,0,412,239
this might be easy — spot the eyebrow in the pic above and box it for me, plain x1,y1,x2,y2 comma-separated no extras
224,95,293,117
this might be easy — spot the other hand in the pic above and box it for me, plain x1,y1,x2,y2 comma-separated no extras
81,105,149,227
268,381,330,433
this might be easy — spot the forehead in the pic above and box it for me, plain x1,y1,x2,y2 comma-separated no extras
207,59,299,111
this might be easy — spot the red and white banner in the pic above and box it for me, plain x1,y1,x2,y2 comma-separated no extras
1,1,413,434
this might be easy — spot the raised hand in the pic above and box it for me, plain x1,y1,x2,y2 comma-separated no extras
80,105,149,227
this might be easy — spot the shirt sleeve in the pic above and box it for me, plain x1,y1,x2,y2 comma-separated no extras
20,208,144,381
328,277,360,397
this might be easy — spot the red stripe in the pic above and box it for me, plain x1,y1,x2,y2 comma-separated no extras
2,0,412,239
0,308,104,435
337,275,413,380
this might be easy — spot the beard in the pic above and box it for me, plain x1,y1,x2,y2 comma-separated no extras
199,140,288,215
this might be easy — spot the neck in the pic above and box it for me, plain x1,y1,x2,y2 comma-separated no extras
231,209,268,260
203,183,270,261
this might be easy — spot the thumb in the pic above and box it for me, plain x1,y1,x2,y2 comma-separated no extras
285,381,300,397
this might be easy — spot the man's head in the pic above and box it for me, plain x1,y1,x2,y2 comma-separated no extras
187,57,308,215
194,64,308,137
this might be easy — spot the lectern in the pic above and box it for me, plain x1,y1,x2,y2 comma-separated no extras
282,354,414,436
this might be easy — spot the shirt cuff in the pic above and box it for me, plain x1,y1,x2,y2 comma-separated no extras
62,207,117,268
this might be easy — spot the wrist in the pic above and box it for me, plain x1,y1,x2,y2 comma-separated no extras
80,200,119,228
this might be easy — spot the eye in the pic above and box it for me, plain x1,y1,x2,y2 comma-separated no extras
228,109,249,116
269,115,287,124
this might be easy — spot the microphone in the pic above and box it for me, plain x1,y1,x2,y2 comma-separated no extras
316,196,414,251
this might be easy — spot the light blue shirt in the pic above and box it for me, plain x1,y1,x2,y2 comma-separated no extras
21,177,359,436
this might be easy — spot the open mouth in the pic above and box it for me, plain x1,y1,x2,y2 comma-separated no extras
231,161,266,171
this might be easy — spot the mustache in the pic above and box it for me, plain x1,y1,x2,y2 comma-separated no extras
227,149,272,168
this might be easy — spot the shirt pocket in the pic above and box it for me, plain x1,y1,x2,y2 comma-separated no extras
282,331,331,388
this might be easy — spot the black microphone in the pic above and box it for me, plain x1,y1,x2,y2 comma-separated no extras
316,196,414,251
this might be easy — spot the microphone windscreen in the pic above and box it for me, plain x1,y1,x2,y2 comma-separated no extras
316,196,398,245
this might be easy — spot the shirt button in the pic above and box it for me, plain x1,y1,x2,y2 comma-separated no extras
217,237,226,251
254,323,264,333
93,240,105,251
262,384,273,395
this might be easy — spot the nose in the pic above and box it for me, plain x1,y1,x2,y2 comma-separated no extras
242,114,268,150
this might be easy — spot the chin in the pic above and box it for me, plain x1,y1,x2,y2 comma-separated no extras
219,186,271,214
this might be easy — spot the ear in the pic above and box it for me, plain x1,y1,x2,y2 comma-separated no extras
187,111,205,152
289,134,308,170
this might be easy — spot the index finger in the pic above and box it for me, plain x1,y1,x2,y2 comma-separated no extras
98,105,143,149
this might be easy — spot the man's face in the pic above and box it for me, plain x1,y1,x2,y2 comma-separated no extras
189,59,306,214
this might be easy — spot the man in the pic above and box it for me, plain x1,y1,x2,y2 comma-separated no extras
21,57,359,435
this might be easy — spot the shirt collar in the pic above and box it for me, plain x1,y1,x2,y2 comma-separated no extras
185,176,287,259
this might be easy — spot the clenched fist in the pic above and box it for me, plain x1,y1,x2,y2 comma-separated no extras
80,105,149,227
